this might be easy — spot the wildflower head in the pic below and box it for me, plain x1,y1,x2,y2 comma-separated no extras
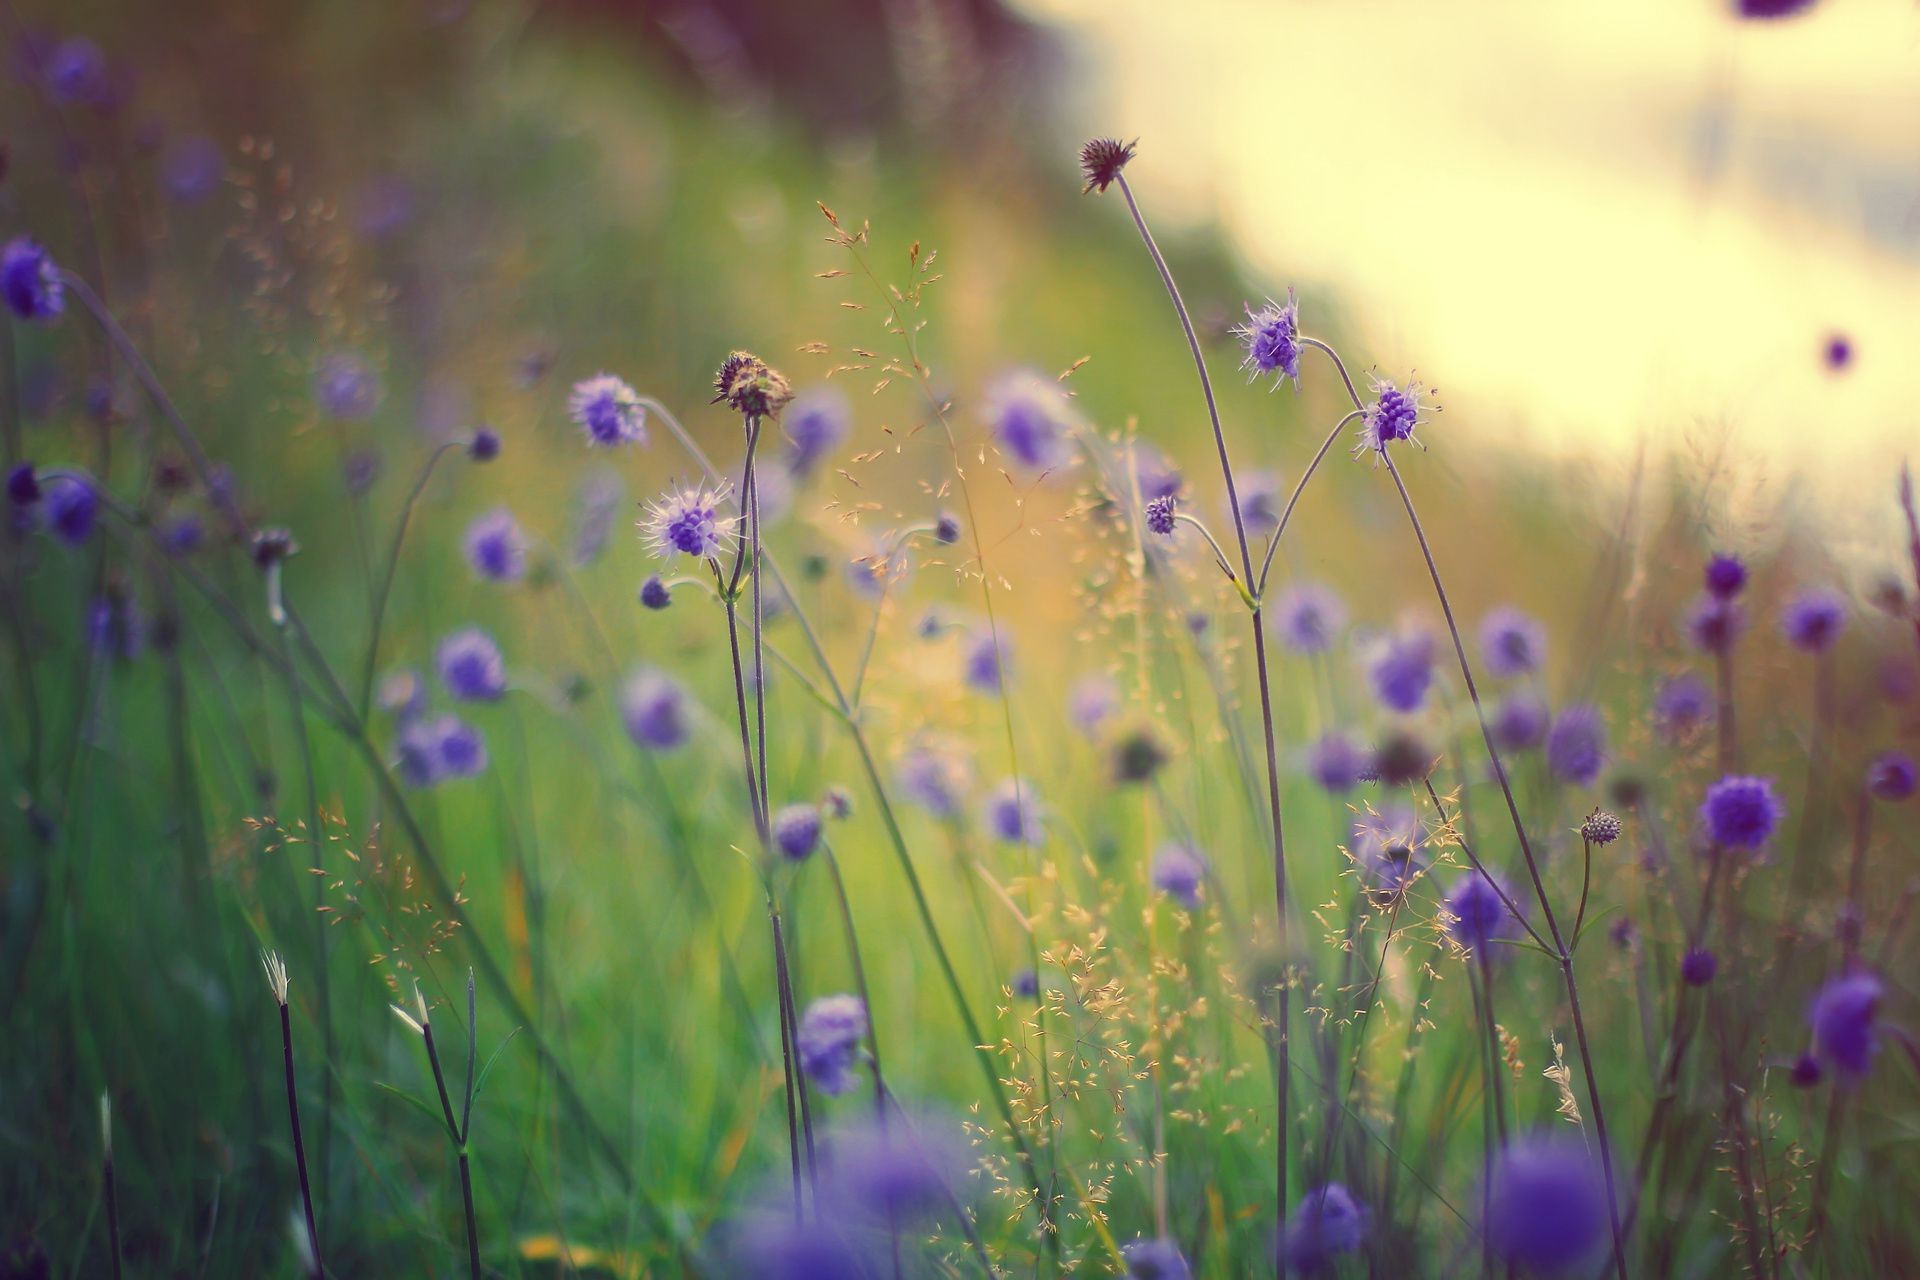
1680,948,1717,986
1480,606,1546,678
1307,731,1368,794
1351,807,1425,905
1704,554,1747,600
772,804,823,861
1781,587,1847,653
639,575,672,611
1372,730,1434,787
983,778,1044,847
986,370,1072,472
1491,691,1548,752
568,373,647,446
1353,374,1432,457
313,352,380,420
896,737,971,819
1580,809,1622,845
46,38,107,104
783,386,848,477
1274,583,1347,655
1069,673,1120,738
1545,704,1608,788
1281,1182,1369,1274
1152,842,1208,908
1,237,63,322
1824,332,1852,370
1370,629,1435,714
1790,1052,1824,1088
796,994,867,1095
1700,774,1784,850
1144,493,1177,537
436,627,506,702
1444,871,1520,953
1078,136,1136,194
1120,1238,1189,1279
1012,968,1040,999
397,715,487,785
43,475,96,546
1484,1134,1608,1272
821,1114,968,1224
620,669,690,751
933,512,961,544
6,462,39,507
1234,290,1302,389
1653,673,1713,741
377,667,427,720
464,507,527,583
962,627,1007,693
468,425,501,462
641,483,736,562
1811,972,1883,1076
160,134,223,204
1686,595,1745,654
1110,723,1171,785
1867,751,1917,802
712,351,793,419
250,527,298,569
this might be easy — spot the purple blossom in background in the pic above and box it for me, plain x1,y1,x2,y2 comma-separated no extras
729,1211,862,1279
1350,806,1425,904
161,514,203,556
1704,554,1747,600
1811,972,1883,1076
2,237,64,322
1307,731,1368,793
642,483,735,561
44,37,106,104
1234,288,1302,390
772,804,822,861
1781,588,1847,653
1234,467,1283,535
1370,630,1435,713
432,715,487,778
159,134,223,203
1681,948,1718,986
342,448,381,497
1068,673,1119,737
1823,332,1852,370
986,370,1070,472
468,425,501,462
783,386,848,477
396,714,487,787
314,353,380,421
1011,968,1039,999
1445,871,1521,954
568,373,646,447
1281,1182,1370,1274
620,669,690,751
6,462,39,506
1479,606,1546,678
1273,583,1347,655
796,994,867,1096
1484,1135,1608,1273
1867,751,1916,802
822,1115,967,1223
1653,673,1713,741
464,507,527,583
1686,595,1745,654
963,626,1007,693
378,667,427,720
43,475,96,546
1121,1237,1191,1280
436,628,506,701
1490,691,1548,752
1545,704,1607,787
1152,842,1208,908
1701,774,1784,850
1354,374,1432,456
983,778,1044,846
896,737,970,819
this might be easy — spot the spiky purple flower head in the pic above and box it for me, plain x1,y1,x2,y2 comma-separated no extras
1686,594,1745,654
1235,289,1301,390
1445,871,1521,953
1353,374,1433,457
1681,948,1718,986
1781,587,1847,653
1546,703,1608,787
985,370,1071,472
641,482,735,561
895,736,971,819
463,507,527,583
1281,1182,1369,1274
436,627,506,702
1653,673,1713,741
1480,606,1546,678
963,626,1007,693
620,668,690,751
1120,1237,1190,1280
772,803,823,861
1484,1134,1608,1272
1700,774,1784,849
1491,691,1548,752
2,237,63,322
1581,809,1623,845
983,777,1044,847
796,994,867,1095
1370,629,1435,714
43,475,96,546
1274,583,1348,655
313,352,380,421
1307,730,1369,794
1867,751,1916,802
639,575,671,611
783,386,848,478
1152,841,1208,908
1078,137,1136,194
1810,972,1883,1076
1704,554,1747,600
1144,493,1176,537
568,373,646,446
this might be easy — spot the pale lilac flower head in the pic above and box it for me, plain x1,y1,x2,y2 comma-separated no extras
895,737,971,819
314,352,380,420
1781,588,1847,653
796,994,867,1096
568,373,646,447
1353,374,1432,457
1307,730,1368,794
620,668,690,751
985,370,1071,472
1484,1134,1608,1272
44,38,107,104
1068,673,1120,737
1445,871,1521,953
1811,972,1883,1076
396,714,487,787
1152,842,1208,908
1370,629,1435,714
571,470,624,567
1653,673,1713,741
1274,583,1347,655
963,627,1007,693
1234,289,1301,390
983,778,1044,846
641,483,735,562
1350,806,1425,904
1867,751,1917,802
43,475,96,546
783,386,849,477
1700,774,1784,850
1281,1182,1369,1274
1121,1237,1191,1280
436,628,506,701
821,1114,968,1223
1480,606,1546,678
1545,704,1607,787
1144,494,1176,537
772,804,823,861
1491,692,1548,752
2,237,64,322
464,507,527,583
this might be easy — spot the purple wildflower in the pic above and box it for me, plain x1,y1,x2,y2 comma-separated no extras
1012,968,1040,999
983,778,1044,846
1353,374,1432,457
1686,595,1745,654
963,627,1007,693
1370,630,1435,714
620,669,690,751
1781,588,1847,653
44,38,106,104
436,628,506,702
1273,583,1347,655
933,512,961,544
342,448,381,497
6,462,39,506
1867,751,1916,802
1144,494,1176,537
1810,973,1883,1076
43,475,96,546
1307,731,1368,793
1069,673,1120,737
395,714,487,787
1281,1183,1369,1274
639,575,672,611
1823,332,1852,370
783,386,849,477
463,507,527,583
159,134,223,204
1653,673,1713,741
1121,1238,1191,1280
1484,1135,1608,1272
1700,775,1784,849
1350,807,1425,905
1790,1053,1824,1088
432,716,488,778
1704,554,1747,600
1545,704,1608,787
1681,948,1718,986
895,737,970,819
313,352,380,420
2,237,64,321
986,371,1070,472
641,483,735,561
468,425,501,462
1152,842,1208,908
1491,691,1548,752
1480,606,1546,678
161,514,203,556
772,804,822,861
1136,447,1183,501
568,373,646,447
1234,289,1302,390
796,994,867,1095
1445,871,1520,953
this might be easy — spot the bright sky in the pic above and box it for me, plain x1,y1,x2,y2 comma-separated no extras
1021,0,1920,514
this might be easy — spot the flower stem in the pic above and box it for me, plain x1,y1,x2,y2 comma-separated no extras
280,1003,325,1276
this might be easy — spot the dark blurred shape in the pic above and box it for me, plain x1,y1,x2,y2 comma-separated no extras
1823,331,1851,372
1735,0,1819,18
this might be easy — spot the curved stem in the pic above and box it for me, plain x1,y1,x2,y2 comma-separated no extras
1302,336,1365,412
358,441,462,720
1254,410,1363,596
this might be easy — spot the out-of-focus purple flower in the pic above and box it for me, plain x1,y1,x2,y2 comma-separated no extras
1491,691,1549,752
1152,842,1208,908
783,386,848,478
2,237,64,322
728,1211,863,1279
1112,724,1171,785
1012,968,1040,999
432,715,487,778
43,475,96,545
1353,374,1432,457
1700,775,1784,850
44,38,106,104
641,483,735,561
1144,494,1176,537
1274,583,1347,655
161,513,203,556
1811,972,1883,1076
159,134,223,203
342,448,381,497
1307,731,1368,794
1235,289,1301,391
1445,871,1520,953
620,668,690,751
1370,630,1435,714
933,512,961,544
1480,606,1546,678
963,627,1007,693
821,1114,967,1224
639,575,672,611
1681,948,1717,986
571,470,623,567
896,737,971,819
1545,704,1607,787
1781,588,1847,653
87,593,145,661
5,462,39,506
1121,1237,1191,1280
568,373,646,447
1653,673,1713,741
1350,806,1425,905
1281,1182,1370,1274
986,370,1071,472
1069,673,1119,737
1736,0,1820,20
378,667,427,720
1371,729,1433,786
436,627,506,702
1704,554,1747,600
1485,1135,1608,1272
772,803,822,861
314,353,380,421
1823,332,1851,370
983,778,1044,846
796,994,867,1096
1234,467,1283,535
396,714,487,786
1790,1052,1824,1088
468,425,501,462
1686,595,1745,654
464,507,527,583
1867,751,1917,802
